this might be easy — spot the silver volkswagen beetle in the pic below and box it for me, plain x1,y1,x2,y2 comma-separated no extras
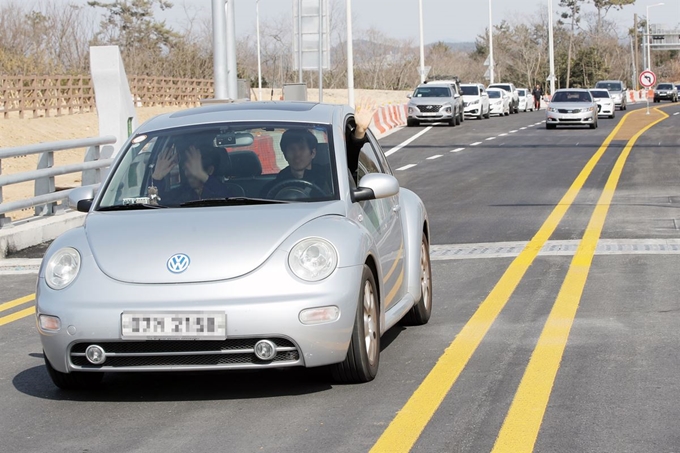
36,102,432,389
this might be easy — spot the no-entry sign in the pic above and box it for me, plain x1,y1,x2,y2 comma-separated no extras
640,70,657,88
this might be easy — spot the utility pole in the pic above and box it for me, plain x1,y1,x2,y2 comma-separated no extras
548,0,556,97
634,13,639,90
488,0,495,84
225,0,238,99
418,0,425,84
298,0,303,83
211,0,228,99
318,0,323,102
346,0,355,107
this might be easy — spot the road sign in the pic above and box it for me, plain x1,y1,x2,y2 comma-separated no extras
640,70,657,88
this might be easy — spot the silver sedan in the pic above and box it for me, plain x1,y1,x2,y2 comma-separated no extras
36,102,432,389
546,89,598,129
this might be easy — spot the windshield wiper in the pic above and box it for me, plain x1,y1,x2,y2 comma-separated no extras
179,197,290,208
98,203,167,211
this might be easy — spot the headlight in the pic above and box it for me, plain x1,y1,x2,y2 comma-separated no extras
45,247,81,290
288,238,338,282
469,100,479,105
548,107,557,112
408,107,415,114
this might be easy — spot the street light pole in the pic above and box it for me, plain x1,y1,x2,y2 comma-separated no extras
256,0,262,101
548,0,556,97
418,0,425,84
211,0,228,100
646,3,665,71
318,0,323,102
346,0,355,107
488,0,495,84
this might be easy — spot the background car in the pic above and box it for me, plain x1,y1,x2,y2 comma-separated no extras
36,102,433,389
517,88,534,112
653,83,678,103
487,88,510,117
407,83,462,127
589,89,615,119
594,80,627,110
461,83,490,120
546,89,598,129
488,82,519,113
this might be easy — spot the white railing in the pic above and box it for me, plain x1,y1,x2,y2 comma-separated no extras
0,135,116,227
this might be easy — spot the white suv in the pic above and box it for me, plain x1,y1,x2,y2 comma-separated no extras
460,83,490,120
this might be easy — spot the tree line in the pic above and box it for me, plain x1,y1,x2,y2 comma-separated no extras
1,0,677,93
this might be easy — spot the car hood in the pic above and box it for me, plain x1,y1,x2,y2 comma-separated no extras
84,201,345,284
549,102,594,110
409,97,452,105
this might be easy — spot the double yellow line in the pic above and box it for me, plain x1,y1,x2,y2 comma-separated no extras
0,293,36,326
371,107,668,452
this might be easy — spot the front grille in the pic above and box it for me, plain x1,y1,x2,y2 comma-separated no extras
558,108,581,114
69,338,301,369
417,105,441,112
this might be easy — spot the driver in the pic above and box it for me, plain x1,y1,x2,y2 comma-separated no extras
262,129,332,196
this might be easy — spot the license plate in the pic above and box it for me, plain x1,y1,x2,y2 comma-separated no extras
421,112,438,116
121,312,227,340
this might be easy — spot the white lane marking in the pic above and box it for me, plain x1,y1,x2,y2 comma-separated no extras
499,133,508,137
486,137,496,141
520,127,527,130
509,130,518,133
451,148,465,153
471,142,482,146
385,126,433,157
674,112,679,116
427,155,443,160
0,258,42,275
541,120,546,123
396,164,417,171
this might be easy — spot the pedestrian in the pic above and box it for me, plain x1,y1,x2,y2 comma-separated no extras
532,84,544,110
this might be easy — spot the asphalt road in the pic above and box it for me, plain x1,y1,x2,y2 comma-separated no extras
2,103,680,453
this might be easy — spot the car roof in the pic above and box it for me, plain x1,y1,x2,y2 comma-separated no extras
419,82,453,87
554,88,591,92
137,102,350,134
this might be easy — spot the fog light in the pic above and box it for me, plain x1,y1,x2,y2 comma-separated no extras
254,340,277,361
85,345,106,365
299,306,340,325
39,315,61,331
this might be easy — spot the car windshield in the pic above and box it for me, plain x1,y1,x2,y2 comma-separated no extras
657,84,673,90
97,122,338,209
595,82,623,91
460,86,479,96
413,86,451,97
551,91,592,103
517,89,527,96
490,85,511,92
488,90,502,99
590,90,610,99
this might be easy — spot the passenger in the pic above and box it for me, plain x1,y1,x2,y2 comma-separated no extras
150,142,235,205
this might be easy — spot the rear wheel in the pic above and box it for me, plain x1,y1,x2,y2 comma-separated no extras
484,107,491,119
454,111,461,125
331,266,380,383
44,354,103,390
402,234,432,326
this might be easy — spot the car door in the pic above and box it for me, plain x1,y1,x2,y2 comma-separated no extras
356,134,405,310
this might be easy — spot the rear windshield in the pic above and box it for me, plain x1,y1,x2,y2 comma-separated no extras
589,90,610,99
413,86,452,98
551,91,592,103
461,86,479,96
657,84,674,90
489,84,512,92
595,82,623,91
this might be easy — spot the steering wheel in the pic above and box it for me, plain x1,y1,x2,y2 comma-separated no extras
265,179,327,200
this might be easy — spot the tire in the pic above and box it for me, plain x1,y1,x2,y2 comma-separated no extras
401,234,433,326
484,107,491,119
589,122,597,129
609,112,615,119
448,118,456,127
546,123,556,130
455,111,461,125
407,119,418,127
331,265,380,383
44,354,103,390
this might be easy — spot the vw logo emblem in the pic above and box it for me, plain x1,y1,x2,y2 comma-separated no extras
167,253,190,274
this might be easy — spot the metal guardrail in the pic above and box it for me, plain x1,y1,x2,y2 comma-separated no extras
0,135,116,226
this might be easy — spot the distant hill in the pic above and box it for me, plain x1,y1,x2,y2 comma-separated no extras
428,41,477,53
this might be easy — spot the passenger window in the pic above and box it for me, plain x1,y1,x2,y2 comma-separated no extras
357,141,383,182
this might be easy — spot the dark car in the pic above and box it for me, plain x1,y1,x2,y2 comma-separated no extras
654,83,678,103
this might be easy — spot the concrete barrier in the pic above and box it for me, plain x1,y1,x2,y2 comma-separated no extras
371,104,407,138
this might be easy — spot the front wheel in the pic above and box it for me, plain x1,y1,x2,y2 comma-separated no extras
331,266,380,383
407,119,419,127
402,234,433,326
44,354,103,390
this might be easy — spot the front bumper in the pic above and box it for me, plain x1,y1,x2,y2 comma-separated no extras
464,104,482,116
546,110,596,125
596,102,614,116
489,103,505,115
37,256,365,374
408,110,454,122
654,93,674,101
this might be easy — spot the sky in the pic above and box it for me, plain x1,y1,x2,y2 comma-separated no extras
50,0,680,43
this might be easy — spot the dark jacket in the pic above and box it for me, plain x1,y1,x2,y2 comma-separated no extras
532,87,544,100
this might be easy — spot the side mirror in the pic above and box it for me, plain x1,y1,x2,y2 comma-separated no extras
68,185,96,213
407,94,412,99
352,173,400,202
